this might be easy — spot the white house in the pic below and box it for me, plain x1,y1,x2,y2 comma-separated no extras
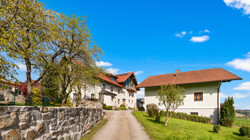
70,72,139,108
137,68,242,124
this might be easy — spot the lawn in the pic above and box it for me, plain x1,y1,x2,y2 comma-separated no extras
234,118,250,127
133,111,248,140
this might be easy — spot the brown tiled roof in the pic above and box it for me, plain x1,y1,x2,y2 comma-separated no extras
137,68,242,88
116,72,134,83
97,75,124,88
68,57,139,90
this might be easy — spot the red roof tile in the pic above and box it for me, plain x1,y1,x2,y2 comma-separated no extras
137,68,242,88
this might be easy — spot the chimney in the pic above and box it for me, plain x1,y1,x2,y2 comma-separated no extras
176,69,180,76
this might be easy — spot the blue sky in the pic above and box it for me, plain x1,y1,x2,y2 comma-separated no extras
16,0,250,109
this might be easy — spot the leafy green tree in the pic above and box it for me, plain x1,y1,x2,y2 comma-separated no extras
0,0,63,105
220,97,235,127
0,57,17,81
40,63,61,102
158,84,186,126
48,14,102,106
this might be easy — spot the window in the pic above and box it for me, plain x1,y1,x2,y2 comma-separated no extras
111,87,113,92
191,112,198,115
101,84,106,89
131,100,133,104
194,92,203,101
128,100,130,103
118,99,120,104
111,96,114,101
118,89,120,94
91,94,95,99
111,77,116,82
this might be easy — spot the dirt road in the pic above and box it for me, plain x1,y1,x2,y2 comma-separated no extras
92,110,149,140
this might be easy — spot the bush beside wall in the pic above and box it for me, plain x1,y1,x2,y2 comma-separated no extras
162,111,211,124
138,107,145,111
146,104,157,118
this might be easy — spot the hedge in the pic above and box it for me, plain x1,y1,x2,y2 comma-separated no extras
162,111,211,124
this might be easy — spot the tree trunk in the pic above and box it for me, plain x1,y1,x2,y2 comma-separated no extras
165,109,170,126
25,58,33,105
76,85,81,107
61,89,67,106
165,117,170,126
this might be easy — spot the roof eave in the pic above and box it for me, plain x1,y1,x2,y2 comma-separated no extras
136,78,243,88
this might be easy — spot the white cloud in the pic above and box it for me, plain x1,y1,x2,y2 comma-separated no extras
134,71,143,75
220,92,250,99
16,63,26,71
190,35,210,42
234,82,250,90
175,31,186,38
204,29,210,33
227,58,250,72
245,52,250,57
107,68,119,74
224,0,250,15
96,61,112,67
232,93,250,98
199,29,210,34
137,88,145,98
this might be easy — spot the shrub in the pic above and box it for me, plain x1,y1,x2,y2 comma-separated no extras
220,97,235,127
138,106,145,111
103,104,113,110
119,107,126,110
154,109,164,123
163,111,211,123
213,125,220,133
120,104,126,108
239,126,250,137
146,104,157,118
104,106,113,110
66,98,73,107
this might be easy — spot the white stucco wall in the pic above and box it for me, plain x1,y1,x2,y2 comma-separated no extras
144,82,220,124
69,80,137,108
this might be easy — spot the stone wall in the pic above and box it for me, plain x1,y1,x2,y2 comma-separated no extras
0,106,103,140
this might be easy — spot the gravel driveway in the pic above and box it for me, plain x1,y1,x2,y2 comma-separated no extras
92,110,149,140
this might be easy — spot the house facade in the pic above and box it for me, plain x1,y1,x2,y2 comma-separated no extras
70,72,139,108
0,80,25,103
137,68,242,124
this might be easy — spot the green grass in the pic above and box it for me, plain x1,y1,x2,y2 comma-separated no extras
234,118,250,127
81,118,108,140
133,111,248,140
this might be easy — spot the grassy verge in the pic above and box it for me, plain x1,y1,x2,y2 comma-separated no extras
234,118,250,127
81,118,108,140
132,111,248,140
